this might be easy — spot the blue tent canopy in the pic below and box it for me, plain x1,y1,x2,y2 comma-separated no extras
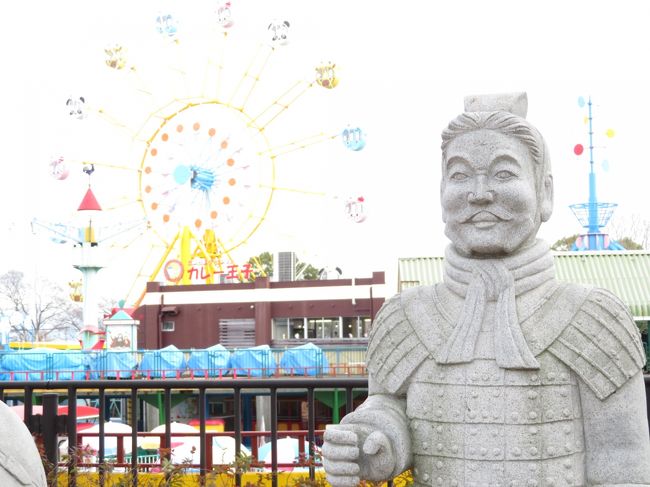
139,345,186,378
279,343,329,376
0,348,88,380
230,345,276,377
186,344,230,377
91,351,138,378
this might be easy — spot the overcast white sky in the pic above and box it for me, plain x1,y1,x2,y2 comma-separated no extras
3,0,650,302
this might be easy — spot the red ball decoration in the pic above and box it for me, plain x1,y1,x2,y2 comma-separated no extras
573,144,584,156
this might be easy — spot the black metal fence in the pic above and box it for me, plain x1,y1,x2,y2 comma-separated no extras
4,376,650,487
2,377,367,487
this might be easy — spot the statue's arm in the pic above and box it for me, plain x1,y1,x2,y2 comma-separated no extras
548,287,650,486
579,370,650,486
324,293,420,485
323,380,412,486
344,378,412,474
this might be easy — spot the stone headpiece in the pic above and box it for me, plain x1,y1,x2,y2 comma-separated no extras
463,92,528,118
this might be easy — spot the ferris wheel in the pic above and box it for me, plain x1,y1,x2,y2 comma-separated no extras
44,3,367,307
139,100,275,254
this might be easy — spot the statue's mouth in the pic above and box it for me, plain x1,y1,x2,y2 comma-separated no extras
463,210,510,226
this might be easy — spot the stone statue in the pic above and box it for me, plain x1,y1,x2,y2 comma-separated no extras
0,401,47,485
323,92,650,486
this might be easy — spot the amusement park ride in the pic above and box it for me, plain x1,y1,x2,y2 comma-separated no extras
569,96,623,251
32,2,368,329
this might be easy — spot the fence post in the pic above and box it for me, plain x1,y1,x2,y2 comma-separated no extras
42,392,59,482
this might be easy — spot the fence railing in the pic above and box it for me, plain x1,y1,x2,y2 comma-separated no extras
6,375,650,487
1,377,368,487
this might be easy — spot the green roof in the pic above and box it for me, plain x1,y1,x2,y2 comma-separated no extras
398,251,650,319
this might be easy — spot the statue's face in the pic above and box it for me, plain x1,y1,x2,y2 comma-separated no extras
441,129,547,256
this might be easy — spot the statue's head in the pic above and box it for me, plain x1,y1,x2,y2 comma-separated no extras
440,93,553,257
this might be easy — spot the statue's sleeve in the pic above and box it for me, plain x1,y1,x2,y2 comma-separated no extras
366,291,431,394
547,287,646,399
548,287,650,484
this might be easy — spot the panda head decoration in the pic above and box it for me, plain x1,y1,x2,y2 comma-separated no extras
268,19,290,46
66,96,86,120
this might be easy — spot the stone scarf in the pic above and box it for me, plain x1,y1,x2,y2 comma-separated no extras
438,240,555,369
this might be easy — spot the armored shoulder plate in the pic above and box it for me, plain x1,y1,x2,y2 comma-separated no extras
547,286,646,400
367,286,452,394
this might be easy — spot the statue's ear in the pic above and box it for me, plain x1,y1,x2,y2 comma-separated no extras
540,174,553,222
440,178,447,223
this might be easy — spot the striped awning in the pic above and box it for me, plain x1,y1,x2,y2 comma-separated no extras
398,251,650,320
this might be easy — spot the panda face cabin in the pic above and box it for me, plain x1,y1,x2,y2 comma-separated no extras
66,96,86,120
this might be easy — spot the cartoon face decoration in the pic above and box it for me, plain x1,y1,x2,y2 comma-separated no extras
66,96,86,120
216,1,234,29
50,155,69,180
315,62,339,89
319,266,343,280
268,19,290,46
69,280,83,301
345,196,366,223
342,126,366,151
104,44,127,70
156,13,178,38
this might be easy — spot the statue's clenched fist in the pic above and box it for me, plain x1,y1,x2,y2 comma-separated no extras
322,423,394,487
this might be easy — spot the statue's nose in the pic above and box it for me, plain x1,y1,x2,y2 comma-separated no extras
467,176,494,204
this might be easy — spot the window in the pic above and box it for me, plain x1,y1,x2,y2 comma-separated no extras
273,316,370,340
359,318,371,338
273,318,306,340
162,320,175,332
277,399,300,420
208,398,233,416
289,318,305,339
306,318,340,338
343,317,357,338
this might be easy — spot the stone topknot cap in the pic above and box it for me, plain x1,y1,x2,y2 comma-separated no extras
464,92,528,118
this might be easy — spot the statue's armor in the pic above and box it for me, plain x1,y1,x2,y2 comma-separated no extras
408,356,585,486
365,282,646,487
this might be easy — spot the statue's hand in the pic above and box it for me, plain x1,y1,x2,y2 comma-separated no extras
322,423,395,487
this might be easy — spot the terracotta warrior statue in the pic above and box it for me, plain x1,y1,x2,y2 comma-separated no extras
0,400,47,485
323,93,650,486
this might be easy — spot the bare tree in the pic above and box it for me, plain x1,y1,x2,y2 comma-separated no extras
608,213,650,249
0,270,83,342
551,234,580,251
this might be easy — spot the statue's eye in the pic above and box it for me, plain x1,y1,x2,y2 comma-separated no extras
450,172,468,181
495,170,516,180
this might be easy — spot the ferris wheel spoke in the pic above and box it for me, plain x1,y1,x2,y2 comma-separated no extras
202,31,230,100
227,43,274,111
248,80,313,131
260,131,339,158
92,107,138,138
